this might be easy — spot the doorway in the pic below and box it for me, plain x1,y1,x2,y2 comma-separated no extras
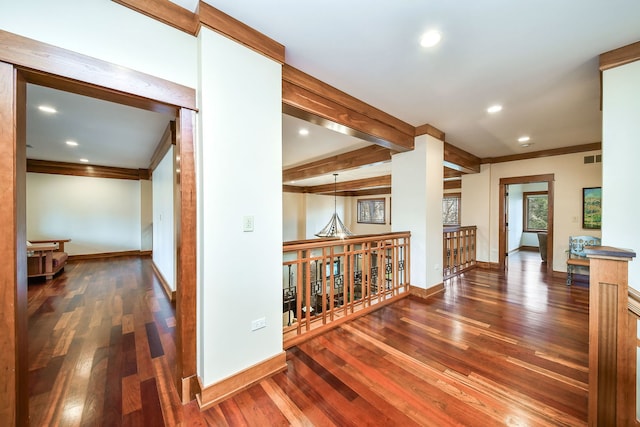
499,174,554,274
0,33,197,424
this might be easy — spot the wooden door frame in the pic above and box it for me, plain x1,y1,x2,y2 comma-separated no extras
0,31,198,423
499,174,555,274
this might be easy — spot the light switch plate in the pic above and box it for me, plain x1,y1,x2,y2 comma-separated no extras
243,215,254,232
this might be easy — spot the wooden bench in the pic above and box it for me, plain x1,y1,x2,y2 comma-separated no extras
566,235,600,285
27,239,70,280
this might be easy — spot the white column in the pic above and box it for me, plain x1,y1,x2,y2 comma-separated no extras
602,59,640,290
197,27,283,386
392,135,444,289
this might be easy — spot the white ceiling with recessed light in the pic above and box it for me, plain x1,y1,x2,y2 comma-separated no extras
24,1,640,186
207,0,640,160
27,84,174,169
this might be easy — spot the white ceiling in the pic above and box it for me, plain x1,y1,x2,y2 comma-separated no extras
208,0,640,160
27,84,174,169
25,1,640,186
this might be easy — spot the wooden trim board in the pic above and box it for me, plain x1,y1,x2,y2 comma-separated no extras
196,352,287,410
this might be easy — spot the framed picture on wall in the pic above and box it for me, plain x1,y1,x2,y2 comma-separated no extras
357,198,385,224
583,187,602,229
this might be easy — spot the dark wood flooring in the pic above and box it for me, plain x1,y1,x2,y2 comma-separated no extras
27,250,589,426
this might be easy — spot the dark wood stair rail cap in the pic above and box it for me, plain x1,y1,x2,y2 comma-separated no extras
584,246,636,260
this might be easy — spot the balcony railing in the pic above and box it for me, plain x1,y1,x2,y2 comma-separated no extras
283,232,410,348
443,226,477,279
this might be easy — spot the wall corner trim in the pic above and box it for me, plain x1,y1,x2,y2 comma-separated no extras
196,352,287,410
409,283,445,299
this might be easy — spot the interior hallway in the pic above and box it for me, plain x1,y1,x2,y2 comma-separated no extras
27,250,588,426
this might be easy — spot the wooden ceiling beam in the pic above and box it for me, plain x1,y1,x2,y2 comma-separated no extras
444,142,481,174
600,40,640,71
283,65,414,152
481,142,601,164
283,145,391,182
415,123,445,140
284,175,391,194
444,167,462,179
444,180,462,190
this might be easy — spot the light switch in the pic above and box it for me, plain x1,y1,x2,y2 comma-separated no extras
243,215,254,232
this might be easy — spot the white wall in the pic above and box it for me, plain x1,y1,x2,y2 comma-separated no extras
461,164,491,262
602,59,640,289
283,192,306,241
462,151,602,272
392,135,444,289
282,192,392,241
0,0,197,89
304,193,350,240
152,147,176,291
197,27,282,386
26,173,141,255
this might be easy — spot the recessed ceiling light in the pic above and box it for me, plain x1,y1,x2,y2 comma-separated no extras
420,30,442,48
66,140,78,146
487,104,503,114
518,136,530,143
520,142,534,148
38,105,57,114
298,128,309,136
79,158,89,163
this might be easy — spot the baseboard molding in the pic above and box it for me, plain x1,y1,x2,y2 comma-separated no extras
180,374,200,404
477,261,500,270
68,250,151,262
196,352,287,410
409,283,445,299
151,261,176,302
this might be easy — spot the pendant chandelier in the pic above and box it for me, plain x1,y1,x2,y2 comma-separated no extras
315,173,353,239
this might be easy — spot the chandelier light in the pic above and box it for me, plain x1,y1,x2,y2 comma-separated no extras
315,174,353,239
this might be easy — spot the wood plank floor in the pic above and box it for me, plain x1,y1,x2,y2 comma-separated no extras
27,250,589,426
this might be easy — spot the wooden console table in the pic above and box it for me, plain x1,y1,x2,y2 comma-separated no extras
27,239,70,279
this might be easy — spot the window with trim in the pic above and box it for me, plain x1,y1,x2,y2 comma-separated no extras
443,193,461,225
523,191,548,231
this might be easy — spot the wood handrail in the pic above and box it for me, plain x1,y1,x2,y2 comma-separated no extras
283,231,410,250
283,232,410,348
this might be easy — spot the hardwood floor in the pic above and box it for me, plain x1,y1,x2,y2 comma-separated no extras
27,250,589,426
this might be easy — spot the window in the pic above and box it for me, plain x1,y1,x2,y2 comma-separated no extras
443,193,461,225
523,191,548,231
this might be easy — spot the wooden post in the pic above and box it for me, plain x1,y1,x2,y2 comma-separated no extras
586,246,636,426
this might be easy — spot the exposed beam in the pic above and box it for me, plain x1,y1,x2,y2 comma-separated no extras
341,187,391,197
284,175,391,194
415,123,445,140
27,159,149,180
444,180,462,190
600,40,640,71
307,175,391,194
283,145,391,182
481,142,601,164
283,65,414,152
149,121,175,173
444,167,462,179
443,142,481,174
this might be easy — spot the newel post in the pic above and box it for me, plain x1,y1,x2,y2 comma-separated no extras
586,246,636,426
